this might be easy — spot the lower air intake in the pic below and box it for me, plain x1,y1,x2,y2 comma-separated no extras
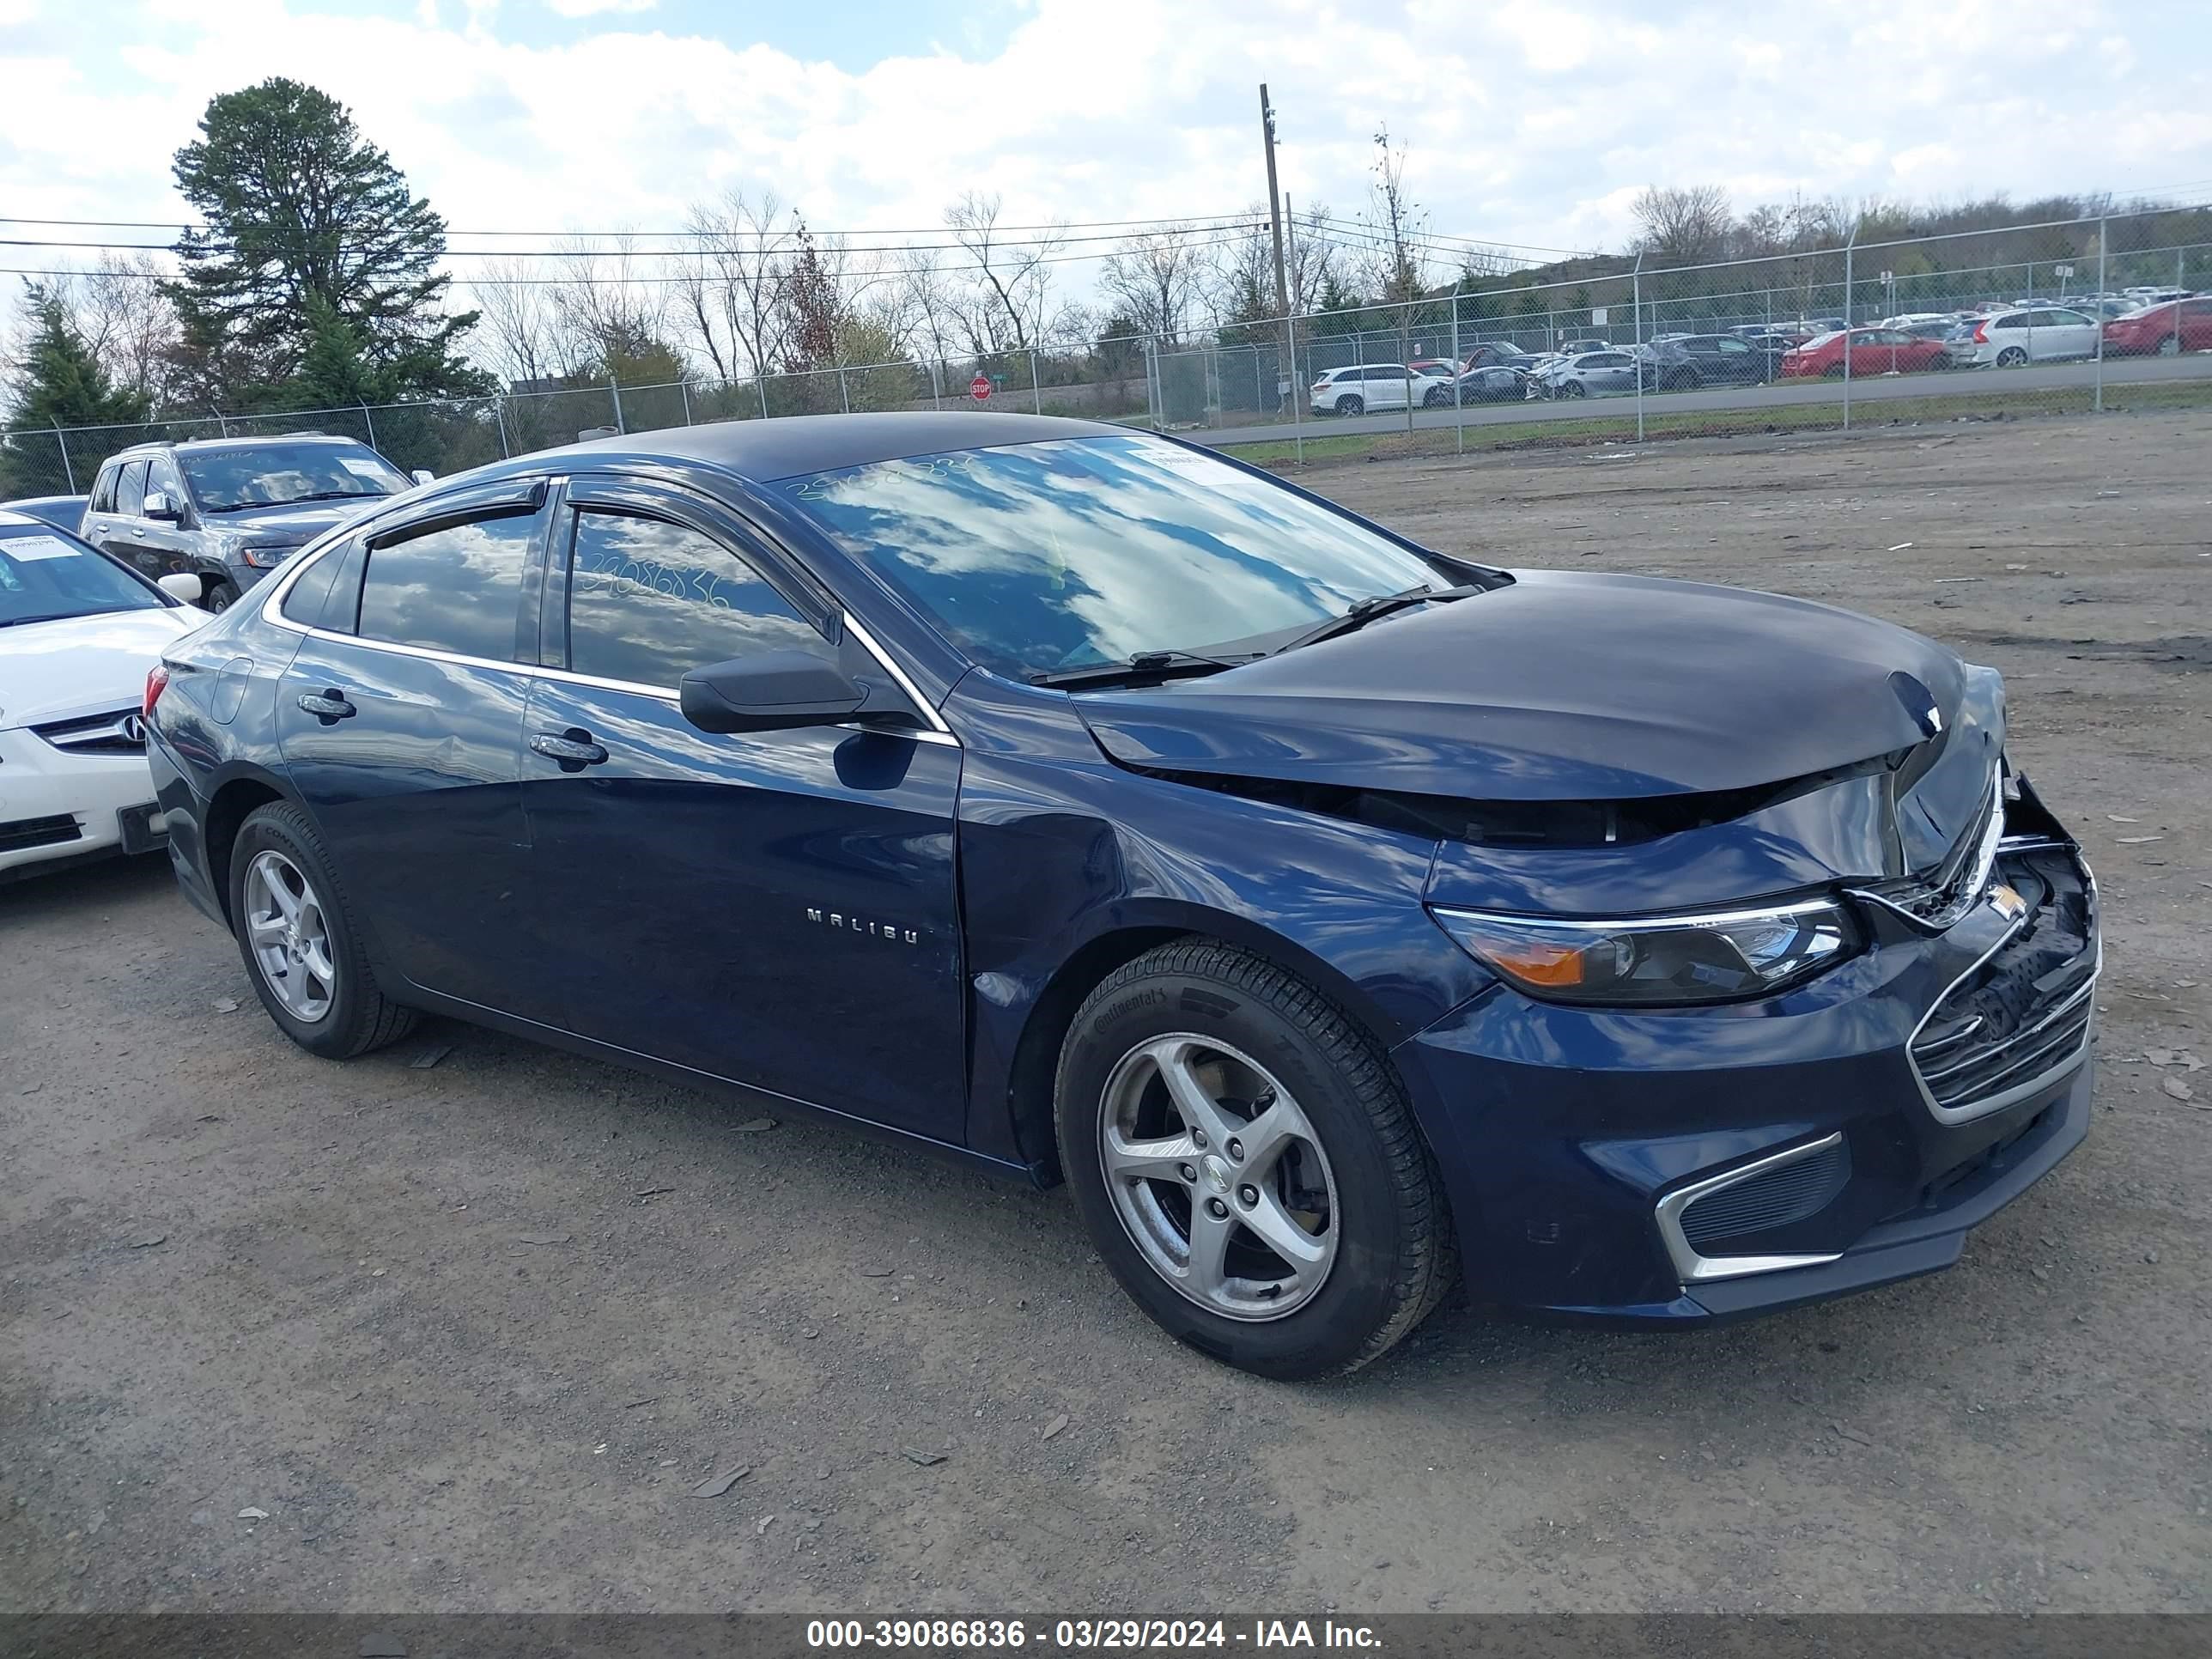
1680,1137,1851,1249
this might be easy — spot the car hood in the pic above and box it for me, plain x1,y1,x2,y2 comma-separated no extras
1075,569,1966,803
210,498,385,541
0,606,203,729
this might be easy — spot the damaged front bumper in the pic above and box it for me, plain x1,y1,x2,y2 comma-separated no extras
1393,774,2099,1325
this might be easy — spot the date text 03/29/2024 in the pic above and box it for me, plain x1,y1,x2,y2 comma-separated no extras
805,1619,1382,1650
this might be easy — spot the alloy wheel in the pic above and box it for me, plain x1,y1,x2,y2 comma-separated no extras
1097,1034,1340,1322
243,849,337,1023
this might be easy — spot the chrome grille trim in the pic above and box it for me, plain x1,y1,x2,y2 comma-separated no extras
1655,1133,1847,1285
31,708,146,756
1908,924,2100,1127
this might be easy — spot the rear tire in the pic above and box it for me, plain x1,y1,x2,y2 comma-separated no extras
2158,333,2181,356
1996,346,2028,368
1561,380,1588,398
1334,394,1364,416
1055,939,1456,1380
228,800,416,1060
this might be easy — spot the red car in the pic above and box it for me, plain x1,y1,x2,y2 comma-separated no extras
2101,298,2212,357
1778,327,1953,379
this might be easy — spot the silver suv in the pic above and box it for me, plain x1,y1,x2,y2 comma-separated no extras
79,434,424,613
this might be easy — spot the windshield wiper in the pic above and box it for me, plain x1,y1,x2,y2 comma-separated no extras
1029,650,1259,690
1267,583,1484,657
0,612,82,628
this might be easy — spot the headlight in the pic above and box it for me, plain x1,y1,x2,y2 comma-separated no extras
238,543,298,569
1431,897,1855,1006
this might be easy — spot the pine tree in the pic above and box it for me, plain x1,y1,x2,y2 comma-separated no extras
165,77,491,407
2,289,151,495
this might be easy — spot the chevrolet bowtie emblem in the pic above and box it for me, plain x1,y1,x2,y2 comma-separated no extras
1989,883,2027,923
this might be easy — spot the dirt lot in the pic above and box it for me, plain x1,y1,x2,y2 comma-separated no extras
3,410,2208,1616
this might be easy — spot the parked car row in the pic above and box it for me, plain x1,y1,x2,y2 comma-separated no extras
1304,291,2206,413
2,433,427,880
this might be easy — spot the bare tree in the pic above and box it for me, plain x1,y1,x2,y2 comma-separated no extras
675,190,802,384
1364,128,1429,303
547,236,672,377
1099,229,1204,343
1631,185,1734,264
945,191,1061,356
1285,203,1342,316
467,258,562,386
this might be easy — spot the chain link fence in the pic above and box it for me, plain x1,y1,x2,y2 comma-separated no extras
4,204,2207,498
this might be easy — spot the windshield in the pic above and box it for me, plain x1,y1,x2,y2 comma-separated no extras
781,434,1449,678
0,526,163,624
180,442,409,513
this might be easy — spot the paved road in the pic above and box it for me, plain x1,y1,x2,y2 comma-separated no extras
1194,350,2212,447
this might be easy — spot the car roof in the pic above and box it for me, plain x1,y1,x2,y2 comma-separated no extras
473,410,1127,488
108,432,371,459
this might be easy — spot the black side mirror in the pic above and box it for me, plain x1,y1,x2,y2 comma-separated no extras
678,626,923,737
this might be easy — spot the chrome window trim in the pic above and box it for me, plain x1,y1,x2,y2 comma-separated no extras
255,507,957,748
1654,1132,1847,1285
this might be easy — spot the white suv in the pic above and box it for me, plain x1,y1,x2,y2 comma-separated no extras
1951,307,2101,368
1309,364,1453,416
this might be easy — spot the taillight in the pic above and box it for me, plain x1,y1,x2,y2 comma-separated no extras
1973,323,1989,343
144,664,170,720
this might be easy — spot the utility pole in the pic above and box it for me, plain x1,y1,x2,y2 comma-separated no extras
1260,85,1294,417
1284,196,1305,465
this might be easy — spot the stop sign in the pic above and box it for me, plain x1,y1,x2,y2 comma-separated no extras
969,374,992,402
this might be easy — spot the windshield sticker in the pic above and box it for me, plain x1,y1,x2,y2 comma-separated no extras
2,534,82,562
337,456,391,479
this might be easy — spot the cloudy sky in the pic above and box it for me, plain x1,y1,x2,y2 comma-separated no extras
1,0,2208,289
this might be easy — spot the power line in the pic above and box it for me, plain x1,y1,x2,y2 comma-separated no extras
0,225,1267,290
0,209,1263,248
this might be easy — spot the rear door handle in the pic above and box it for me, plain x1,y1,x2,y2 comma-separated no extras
296,690,356,722
529,730,608,769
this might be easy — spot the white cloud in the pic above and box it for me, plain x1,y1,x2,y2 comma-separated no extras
544,0,653,15
0,0,2203,316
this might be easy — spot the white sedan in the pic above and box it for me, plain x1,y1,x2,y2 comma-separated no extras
0,509,207,879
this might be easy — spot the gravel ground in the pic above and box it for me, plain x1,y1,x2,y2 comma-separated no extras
3,410,2207,1615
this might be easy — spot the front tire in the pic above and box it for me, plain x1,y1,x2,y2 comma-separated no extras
2158,333,2181,356
228,800,416,1060
202,577,241,614
1055,940,1455,1379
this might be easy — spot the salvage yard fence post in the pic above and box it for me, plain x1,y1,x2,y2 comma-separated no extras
2095,216,2108,414
1843,225,1858,431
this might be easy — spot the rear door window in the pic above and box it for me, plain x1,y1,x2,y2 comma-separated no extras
114,460,148,518
356,509,540,663
561,508,824,690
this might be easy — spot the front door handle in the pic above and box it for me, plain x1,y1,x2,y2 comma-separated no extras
529,729,609,770
296,690,356,722
131,526,148,538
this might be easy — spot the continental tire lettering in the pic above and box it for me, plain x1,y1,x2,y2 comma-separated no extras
1091,986,1168,1035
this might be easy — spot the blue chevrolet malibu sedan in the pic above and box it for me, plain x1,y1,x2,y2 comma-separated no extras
144,414,2099,1378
